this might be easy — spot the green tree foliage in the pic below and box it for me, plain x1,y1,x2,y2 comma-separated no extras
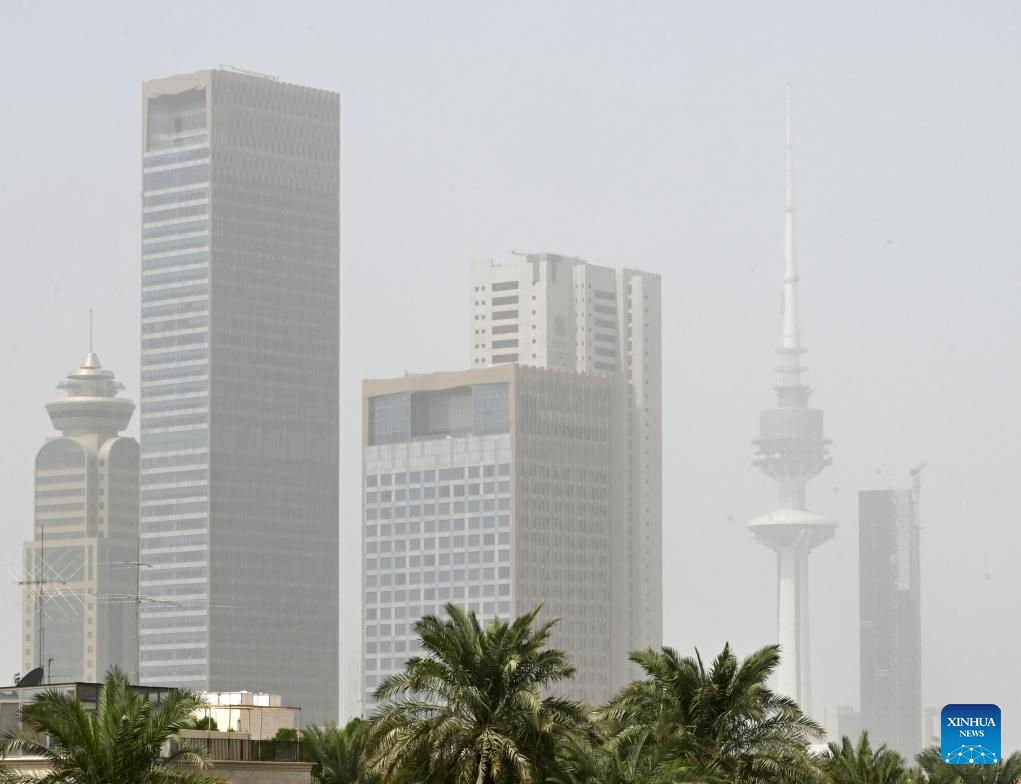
191,716,219,732
365,603,587,784
273,727,299,743
302,719,375,784
599,644,822,784
0,668,223,784
916,746,1021,784
820,732,911,784
551,723,725,784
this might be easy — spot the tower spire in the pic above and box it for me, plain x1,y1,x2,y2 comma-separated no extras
777,84,807,405
783,83,799,353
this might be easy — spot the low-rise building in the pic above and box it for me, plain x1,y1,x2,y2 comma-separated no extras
0,680,311,784
197,690,300,739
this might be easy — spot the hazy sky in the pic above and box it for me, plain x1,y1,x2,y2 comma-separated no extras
2,0,1019,746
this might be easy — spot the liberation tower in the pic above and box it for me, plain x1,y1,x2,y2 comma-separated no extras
748,87,835,709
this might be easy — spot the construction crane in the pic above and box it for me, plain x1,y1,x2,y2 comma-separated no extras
910,461,928,522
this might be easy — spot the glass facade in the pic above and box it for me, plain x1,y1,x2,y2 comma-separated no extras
471,383,510,434
367,393,410,446
140,87,211,689
362,441,514,704
367,384,510,446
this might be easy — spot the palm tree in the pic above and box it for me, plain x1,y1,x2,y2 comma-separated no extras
0,668,223,784
820,732,910,784
302,718,376,784
551,723,724,784
365,603,587,784
916,746,1021,784
600,643,822,784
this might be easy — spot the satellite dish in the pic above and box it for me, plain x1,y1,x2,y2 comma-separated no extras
16,667,44,687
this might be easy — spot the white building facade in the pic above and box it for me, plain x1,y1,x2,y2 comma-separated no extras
470,253,662,686
23,353,139,683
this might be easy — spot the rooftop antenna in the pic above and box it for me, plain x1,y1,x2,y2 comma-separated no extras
89,309,94,353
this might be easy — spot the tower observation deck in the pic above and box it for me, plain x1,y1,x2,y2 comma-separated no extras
46,352,135,440
747,86,835,710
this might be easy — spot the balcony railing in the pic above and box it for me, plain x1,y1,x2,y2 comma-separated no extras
168,736,302,763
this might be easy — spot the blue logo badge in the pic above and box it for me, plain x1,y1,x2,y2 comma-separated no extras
941,704,1001,764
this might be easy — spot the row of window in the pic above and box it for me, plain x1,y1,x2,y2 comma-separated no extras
141,265,209,289
141,500,208,518
365,553,509,586
367,535,511,567
142,395,207,414
141,349,208,368
143,145,209,168
35,487,85,499
141,283,208,304
366,498,511,520
366,481,510,504
365,464,510,487
366,601,512,640
142,296,209,318
140,533,208,549
142,236,210,259
365,570,510,610
142,218,209,240
142,333,208,353
143,202,209,227
141,253,209,277
141,468,209,484
142,163,209,193
142,411,209,431
142,315,209,335
143,186,209,209
366,516,510,540
142,485,208,503
141,452,208,470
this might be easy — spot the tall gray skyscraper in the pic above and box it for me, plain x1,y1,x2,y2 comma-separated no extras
471,253,662,684
140,69,339,721
748,89,834,708
859,481,922,757
23,353,139,684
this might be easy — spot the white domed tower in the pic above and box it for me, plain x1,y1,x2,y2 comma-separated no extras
23,352,139,684
45,352,135,440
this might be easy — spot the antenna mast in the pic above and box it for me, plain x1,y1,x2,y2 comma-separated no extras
782,83,799,353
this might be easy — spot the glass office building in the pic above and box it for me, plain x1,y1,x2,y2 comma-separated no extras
140,70,339,722
362,365,627,707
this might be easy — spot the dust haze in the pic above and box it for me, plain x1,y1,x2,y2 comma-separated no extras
1,0,1018,749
